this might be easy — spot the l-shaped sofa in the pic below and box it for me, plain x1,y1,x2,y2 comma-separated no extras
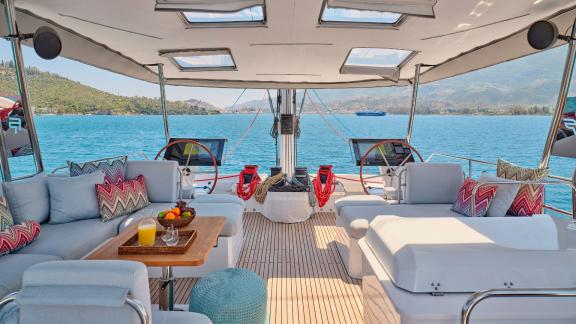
0,160,245,299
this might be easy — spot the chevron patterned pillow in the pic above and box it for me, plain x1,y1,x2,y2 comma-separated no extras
508,184,545,216
0,221,41,256
68,156,127,184
497,159,548,216
96,175,150,222
451,178,498,217
0,197,13,231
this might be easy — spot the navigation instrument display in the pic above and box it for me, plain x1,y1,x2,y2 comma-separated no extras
350,139,415,166
163,138,226,166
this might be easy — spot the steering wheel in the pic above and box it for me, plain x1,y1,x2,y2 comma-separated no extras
359,139,424,195
154,139,219,194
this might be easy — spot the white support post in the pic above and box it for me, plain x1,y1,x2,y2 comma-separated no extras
2,0,44,177
406,64,421,143
279,89,296,178
540,19,576,168
157,64,170,143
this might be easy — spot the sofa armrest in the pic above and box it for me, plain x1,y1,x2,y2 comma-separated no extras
125,160,180,203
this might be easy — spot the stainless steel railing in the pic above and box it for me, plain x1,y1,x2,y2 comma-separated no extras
461,288,576,324
427,152,575,218
50,151,150,174
0,291,151,324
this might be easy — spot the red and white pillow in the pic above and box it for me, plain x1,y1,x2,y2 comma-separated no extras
451,178,498,217
507,184,545,216
0,221,41,256
96,175,150,222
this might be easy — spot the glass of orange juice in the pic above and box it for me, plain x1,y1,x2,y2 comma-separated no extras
138,218,157,246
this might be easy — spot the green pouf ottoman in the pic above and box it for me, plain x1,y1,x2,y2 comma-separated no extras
189,268,267,324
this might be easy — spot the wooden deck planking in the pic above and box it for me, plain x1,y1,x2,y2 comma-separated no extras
150,211,363,323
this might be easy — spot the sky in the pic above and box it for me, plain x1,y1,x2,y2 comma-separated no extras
0,39,264,108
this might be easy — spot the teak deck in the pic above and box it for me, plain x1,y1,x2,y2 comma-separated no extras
86,217,226,267
150,212,364,324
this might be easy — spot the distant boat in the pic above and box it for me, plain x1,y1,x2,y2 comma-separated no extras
355,111,386,116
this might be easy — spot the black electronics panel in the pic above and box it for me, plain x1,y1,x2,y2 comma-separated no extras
350,138,415,166
280,114,294,135
163,138,226,166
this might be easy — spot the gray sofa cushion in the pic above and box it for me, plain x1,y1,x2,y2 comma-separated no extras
16,217,125,260
125,160,179,203
48,171,105,224
2,173,50,224
338,204,462,239
120,202,243,237
152,310,212,324
405,163,464,204
478,172,521,217
0,253,62,298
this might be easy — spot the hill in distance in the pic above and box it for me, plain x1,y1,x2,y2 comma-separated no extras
0,61,220,115
229,46,568,115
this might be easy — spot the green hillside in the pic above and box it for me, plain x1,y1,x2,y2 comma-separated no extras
0,61,220,115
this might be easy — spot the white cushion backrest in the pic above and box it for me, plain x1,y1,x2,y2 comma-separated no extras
125,160,179,203
405,163,464,204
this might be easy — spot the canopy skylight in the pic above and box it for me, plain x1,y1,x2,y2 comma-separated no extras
321,4,403,25
161,49,236,71
344,48,413,67
182,5,264,23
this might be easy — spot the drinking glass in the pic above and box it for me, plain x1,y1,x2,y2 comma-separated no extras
162,225,179,246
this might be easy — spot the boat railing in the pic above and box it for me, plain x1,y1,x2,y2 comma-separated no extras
50,151,150,174
427,152,575,218
461,288,576,324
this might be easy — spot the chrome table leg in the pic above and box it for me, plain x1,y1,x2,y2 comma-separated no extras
159,266,174,311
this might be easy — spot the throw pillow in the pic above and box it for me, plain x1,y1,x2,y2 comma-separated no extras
451,178,498,217
478,172,520,217
496,159,548,216
48,171,106,224
68,156,127,184
0,197,13,231
96,175,150,222
508,184,545,216
2,173,50,224
0,221,41,256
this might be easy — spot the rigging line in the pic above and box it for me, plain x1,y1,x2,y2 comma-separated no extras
229,89,247,113
306,92,349,144
225,92,267,160
267,90,279,165
311,90,356,137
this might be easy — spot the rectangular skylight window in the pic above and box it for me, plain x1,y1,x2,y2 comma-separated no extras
183,5,264,23
161,49,236,71
321,5,403,24
344,48,412,67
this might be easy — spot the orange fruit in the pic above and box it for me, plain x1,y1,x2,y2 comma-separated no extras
172,207,181,216
165,212,176,220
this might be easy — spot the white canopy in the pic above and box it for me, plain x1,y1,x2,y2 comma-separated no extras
1,0,575,88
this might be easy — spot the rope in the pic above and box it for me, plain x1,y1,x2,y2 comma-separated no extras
268,90,279,165
236,165,261,200
254,172,285,204
306,92,349,144
313,165,336,208
225,92,266,160
229,89,247,113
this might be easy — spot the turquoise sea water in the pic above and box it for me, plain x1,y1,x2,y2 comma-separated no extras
8,114,576,213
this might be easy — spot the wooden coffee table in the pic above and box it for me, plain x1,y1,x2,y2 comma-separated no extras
85,216,226,311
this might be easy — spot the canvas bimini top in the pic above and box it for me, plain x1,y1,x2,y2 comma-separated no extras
1,0,576,88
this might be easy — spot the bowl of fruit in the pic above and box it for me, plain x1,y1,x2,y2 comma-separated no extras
157,200,196,229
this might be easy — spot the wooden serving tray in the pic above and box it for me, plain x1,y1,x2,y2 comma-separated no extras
118,229,197,255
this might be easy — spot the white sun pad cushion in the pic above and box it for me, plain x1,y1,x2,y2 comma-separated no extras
364,215,576,293
334,195,389,214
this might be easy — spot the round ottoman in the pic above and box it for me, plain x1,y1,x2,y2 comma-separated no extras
189,268,267,324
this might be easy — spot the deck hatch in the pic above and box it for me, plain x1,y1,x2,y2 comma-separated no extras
341,47,414,80
320,3,403,25
160,49,237,71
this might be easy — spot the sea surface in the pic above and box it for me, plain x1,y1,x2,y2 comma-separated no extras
9,114,576,213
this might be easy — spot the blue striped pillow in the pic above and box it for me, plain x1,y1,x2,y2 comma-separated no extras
68,156,127,184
